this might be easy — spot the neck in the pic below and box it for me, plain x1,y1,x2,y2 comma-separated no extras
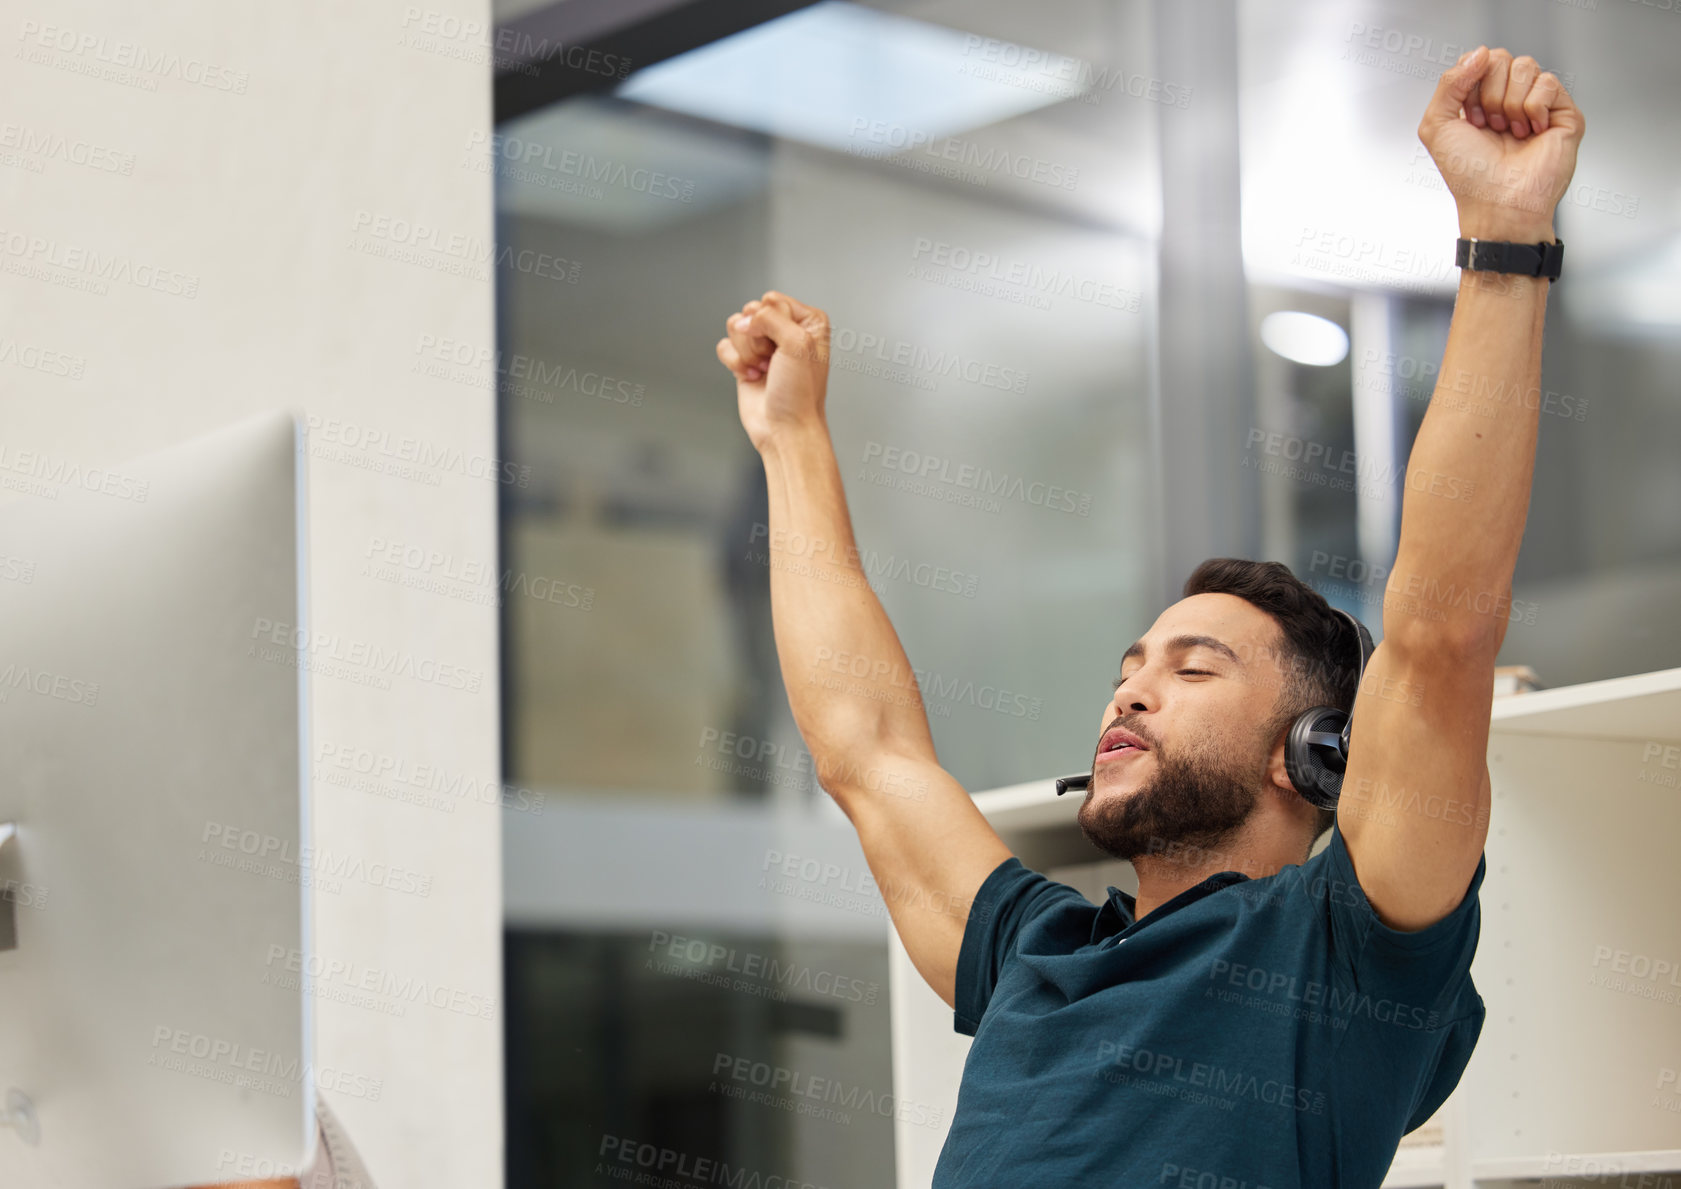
1128,814,1307,921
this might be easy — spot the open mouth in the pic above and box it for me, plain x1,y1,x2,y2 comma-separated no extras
1096,743,1143,762
1097,729,1149,762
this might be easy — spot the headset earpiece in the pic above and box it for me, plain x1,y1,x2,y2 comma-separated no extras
1282,608,1375,811
1284,706,1350,810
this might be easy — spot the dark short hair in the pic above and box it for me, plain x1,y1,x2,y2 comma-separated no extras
1181,557,1361,844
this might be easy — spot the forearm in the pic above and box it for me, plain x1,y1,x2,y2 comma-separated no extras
1388,40,1585,653
758,423,937,788
1386,263,1549,651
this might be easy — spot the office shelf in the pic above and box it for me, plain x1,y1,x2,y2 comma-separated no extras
1471,1149,1681,1180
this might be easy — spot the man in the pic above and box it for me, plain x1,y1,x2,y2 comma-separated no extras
714,45,1581,1188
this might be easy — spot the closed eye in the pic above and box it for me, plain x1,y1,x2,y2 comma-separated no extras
1112,668,1212,690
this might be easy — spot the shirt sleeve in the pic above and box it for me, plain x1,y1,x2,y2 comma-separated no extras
1320,818,1487,1017
1314,821,1488,1135
953,856,1091,1036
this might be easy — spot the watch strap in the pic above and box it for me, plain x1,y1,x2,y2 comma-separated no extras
1455,237,1564,281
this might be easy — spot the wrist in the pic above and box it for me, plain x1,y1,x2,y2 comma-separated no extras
1457,210,1557,244
756,418,832,463
1457,267,1549,299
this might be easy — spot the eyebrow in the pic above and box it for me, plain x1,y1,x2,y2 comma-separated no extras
1119,634,1244,670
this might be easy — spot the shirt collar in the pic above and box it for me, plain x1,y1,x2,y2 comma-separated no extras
1091,870,1251,944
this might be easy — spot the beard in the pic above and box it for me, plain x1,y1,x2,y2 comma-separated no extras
1076,727,1269,864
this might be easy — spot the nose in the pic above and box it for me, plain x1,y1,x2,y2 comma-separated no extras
1116,688,1151,713
1102,672,1158,732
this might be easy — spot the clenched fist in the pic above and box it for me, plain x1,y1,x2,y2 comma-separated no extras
1418,45,1585,241
715,291,832,453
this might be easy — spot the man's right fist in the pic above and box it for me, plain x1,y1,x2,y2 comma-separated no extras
716,291,832,452
1417,45,1584,241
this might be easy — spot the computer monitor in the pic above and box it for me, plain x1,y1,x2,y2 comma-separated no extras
0,410,314,1188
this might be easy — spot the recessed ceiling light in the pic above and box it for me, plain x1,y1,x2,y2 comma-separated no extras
1260,310,1349,366
616,0,1082,153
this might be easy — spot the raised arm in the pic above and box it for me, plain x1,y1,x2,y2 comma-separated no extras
1337,46,1585,930
716,291,1012,1006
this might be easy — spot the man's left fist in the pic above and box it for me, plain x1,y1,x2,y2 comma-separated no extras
1417,45,1586,242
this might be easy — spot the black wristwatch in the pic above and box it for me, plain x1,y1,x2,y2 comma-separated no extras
1455,237,1564,281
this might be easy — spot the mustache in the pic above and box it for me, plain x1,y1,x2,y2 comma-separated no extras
1057,717,1159,797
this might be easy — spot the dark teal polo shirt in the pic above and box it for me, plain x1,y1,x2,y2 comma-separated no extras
932,820,1486,1188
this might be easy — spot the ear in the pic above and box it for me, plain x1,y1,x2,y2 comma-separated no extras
1264,731,1322,832
1265,730,1297,797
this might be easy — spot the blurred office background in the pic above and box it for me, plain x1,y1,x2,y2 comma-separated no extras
8,0,1668,1184
493,0,1681,1185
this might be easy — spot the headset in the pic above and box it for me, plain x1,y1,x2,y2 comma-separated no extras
1055,607,1376,811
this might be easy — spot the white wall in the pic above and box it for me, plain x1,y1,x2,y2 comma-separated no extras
2,2,501,1184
